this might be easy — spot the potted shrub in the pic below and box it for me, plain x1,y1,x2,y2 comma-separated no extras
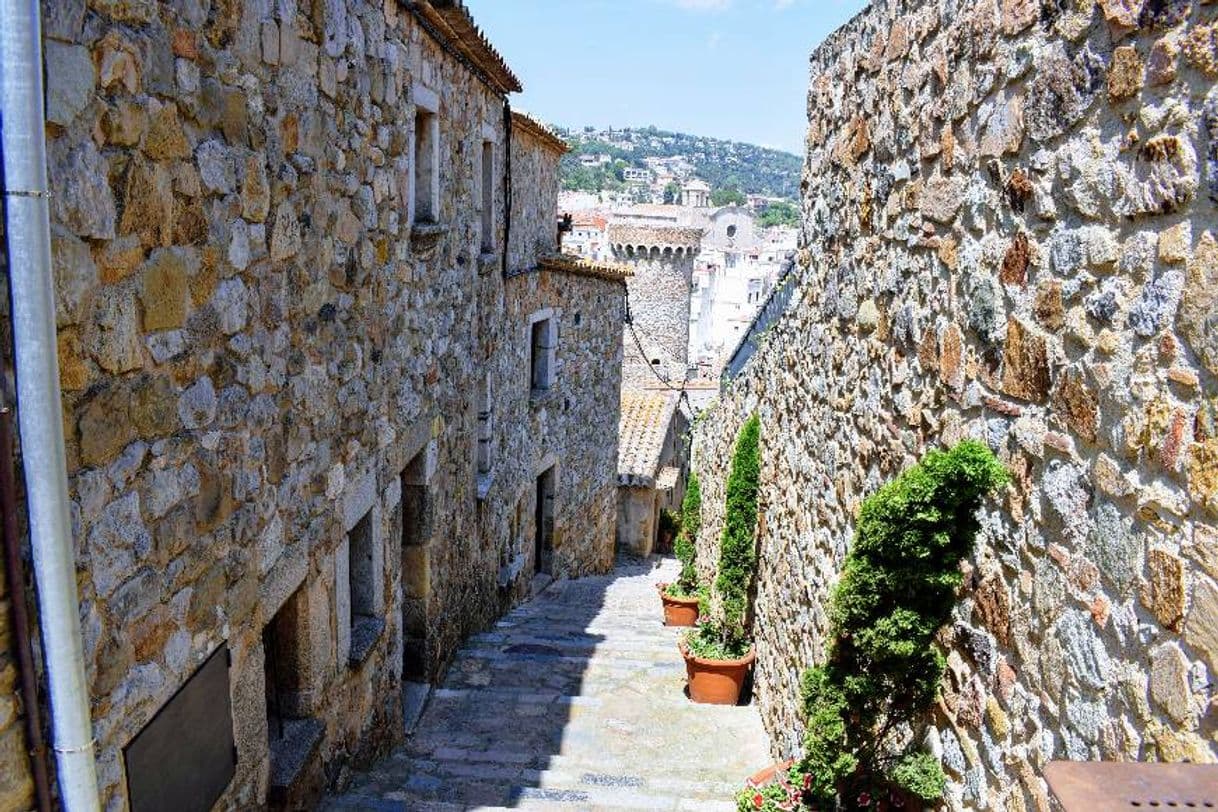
659,472,702,626
736,440,1008,811
680,415,760,705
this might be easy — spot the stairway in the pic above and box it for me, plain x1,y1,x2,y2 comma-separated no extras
323,557,770,811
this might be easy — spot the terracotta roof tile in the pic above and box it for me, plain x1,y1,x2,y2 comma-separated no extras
415,1,522,94
511,111,570,155
607,224,704,247
538,254,633,283
618,390,680,486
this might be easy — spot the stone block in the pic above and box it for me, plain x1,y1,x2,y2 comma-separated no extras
1185,577,1218,673
49,140,116,240
144,103,191,160
1143,549,1186,632
1188,440,1218,515
402,545,430,600
1180,232,1218,376
1052,367,1098,444
139,249,192,332
1107,45,1144,101
1149,643,1195,726
45,40,94,126
1002,318,1052,402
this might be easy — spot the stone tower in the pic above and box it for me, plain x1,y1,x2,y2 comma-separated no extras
609,223,703,388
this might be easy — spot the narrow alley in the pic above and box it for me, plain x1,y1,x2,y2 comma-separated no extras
323,558,770,811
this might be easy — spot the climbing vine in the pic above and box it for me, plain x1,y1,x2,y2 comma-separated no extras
687,414,760,660
738,440,1008,811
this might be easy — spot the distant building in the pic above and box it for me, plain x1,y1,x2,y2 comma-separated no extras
682,179,711,208
623,167,653,184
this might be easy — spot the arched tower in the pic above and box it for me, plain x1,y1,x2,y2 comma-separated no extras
609,223,704,388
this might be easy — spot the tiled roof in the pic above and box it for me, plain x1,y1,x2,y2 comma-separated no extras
538,254,633,283
511,111,570,155
414,1,523,94
656,466,681,492
571,213,608,229
607,224,704,248
618,390,680,487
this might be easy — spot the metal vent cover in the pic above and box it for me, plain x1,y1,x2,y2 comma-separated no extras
1045,761,1218,812
124,645,236,812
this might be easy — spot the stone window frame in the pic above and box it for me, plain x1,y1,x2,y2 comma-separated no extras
410,83,441,225
479,121,498,253
527,308,558,398
476,370,494,482
337,471,386,669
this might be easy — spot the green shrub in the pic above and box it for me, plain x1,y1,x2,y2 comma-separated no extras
658,507,681,540
686,414,760,660
795,440,1009,807
666,473,702,598
734,441,1007,810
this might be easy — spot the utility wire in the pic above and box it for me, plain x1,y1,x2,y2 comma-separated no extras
623,287,693,415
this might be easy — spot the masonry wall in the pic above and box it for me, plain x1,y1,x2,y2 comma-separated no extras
693,1,1218,808
0,550,34,810
11,1,617,809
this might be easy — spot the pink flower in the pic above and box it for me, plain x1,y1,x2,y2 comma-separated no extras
753,792,765,809
802,774,812,790
858,792,872,807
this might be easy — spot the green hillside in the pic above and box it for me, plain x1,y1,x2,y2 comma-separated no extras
555,126,801,201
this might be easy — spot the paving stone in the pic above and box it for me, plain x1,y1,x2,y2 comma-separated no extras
327,558,769,810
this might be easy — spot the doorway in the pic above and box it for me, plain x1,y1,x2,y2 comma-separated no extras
534,467,555,575
400,449,430,682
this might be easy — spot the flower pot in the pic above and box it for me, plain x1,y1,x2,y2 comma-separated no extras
742,760,806,811
679,639,755,705
657,583,700,627
745,760,796,789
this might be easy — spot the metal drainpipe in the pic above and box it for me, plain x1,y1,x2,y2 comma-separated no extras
0,0,101,808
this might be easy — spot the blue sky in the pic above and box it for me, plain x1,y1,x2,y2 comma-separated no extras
465,0,870,155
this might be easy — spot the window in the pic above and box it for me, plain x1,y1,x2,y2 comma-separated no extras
534,466,556,575
726,224,737,239
413,108,438,224
344,506,384,666
477,374,493,475
480,140,495,251
529,315,556,393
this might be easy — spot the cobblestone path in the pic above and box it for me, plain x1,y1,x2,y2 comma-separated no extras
323,557,770,811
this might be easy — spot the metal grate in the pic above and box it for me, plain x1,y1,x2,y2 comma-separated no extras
1045,762,1218,812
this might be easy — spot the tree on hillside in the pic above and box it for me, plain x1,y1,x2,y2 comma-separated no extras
758,201,799,228
711,186,746,207
663,182,681,205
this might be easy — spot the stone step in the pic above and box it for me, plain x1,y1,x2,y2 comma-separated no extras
326,764,743,811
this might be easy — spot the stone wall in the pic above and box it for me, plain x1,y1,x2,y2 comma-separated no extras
0,550,34,810
693,1,1218,808
12,0,622,809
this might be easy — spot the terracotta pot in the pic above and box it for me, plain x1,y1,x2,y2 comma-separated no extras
679,639,755,705
745,759,796,789
657,583,700,627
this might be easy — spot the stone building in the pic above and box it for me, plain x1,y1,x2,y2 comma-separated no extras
616,389,689,557
693,0,1218,809
0,1,626,809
